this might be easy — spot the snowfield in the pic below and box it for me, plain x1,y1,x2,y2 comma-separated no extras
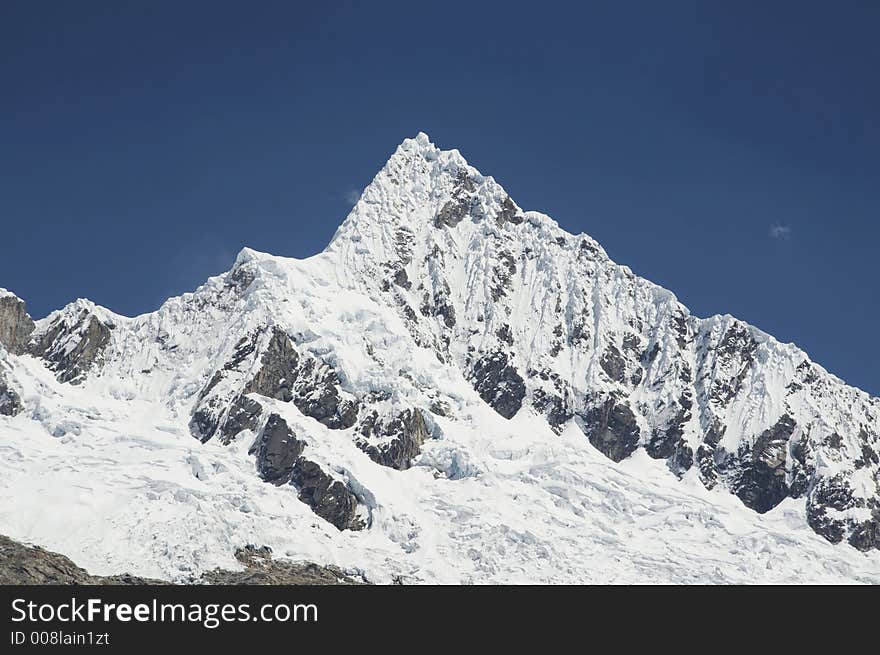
1,133,878,583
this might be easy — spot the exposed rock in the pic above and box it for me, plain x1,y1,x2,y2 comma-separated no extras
356,408,429,470
646,394,692,461
243,326,300,401
393,268,412,289
668,441,694,476
435,197,472,228
30,310,112,384
219,395,264,444
434,170,477,228
250,413,305,483
577,397,640,462
726,414,797,513
191,327,357,442
0,534,163,585
807,475,852,544
0,535,361,585
695,444,719,489
429,399,450,416
190,394,263,444
227,264,256,293
496,195,523,225
0,293,35,355
469,351,525,419
788,436,815,498
290,458,364,531
532,388,572,432
0,370,23,416
202,545,361,585
708,322,759,406
278,348,359,430
600,345,626,383
848,514,880,551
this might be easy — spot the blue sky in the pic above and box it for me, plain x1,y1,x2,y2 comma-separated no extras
1,1,877,394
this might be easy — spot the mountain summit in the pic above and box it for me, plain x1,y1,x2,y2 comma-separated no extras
1,134,878,583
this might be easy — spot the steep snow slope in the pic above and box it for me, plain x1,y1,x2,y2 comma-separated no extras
0,133,878,583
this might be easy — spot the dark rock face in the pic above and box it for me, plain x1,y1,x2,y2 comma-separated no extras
0,535,163,585
0,294,35,355
0,370,22,416
694,424,725,489
848,514,880,551
435,171,477,228
469,352,525,419
30,311,112,384
191,326,358,443
289,355,359,429
807,475,852,544
219,395,264,444
356,408,429,470
290,458,364,531
708,323,759,406
190,394,264,444
646,394,693,464
393,268,411,289
420,282,457,329
202,545,361,585
532,389,572,432
247,414,363,531
668,442,694,476
0,534,359,585
191,391,265,444
244,327,300,402
251,413,305,484
577,397,640,462
496,195,523,225
726,414,797,514
435,197,472,228
600,345,626,383
787,436,815,498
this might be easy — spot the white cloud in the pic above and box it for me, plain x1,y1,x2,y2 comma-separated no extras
769,224,792,240
344,189,362,205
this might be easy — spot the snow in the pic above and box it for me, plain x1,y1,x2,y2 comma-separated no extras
1,132,878,583
2,363,877,583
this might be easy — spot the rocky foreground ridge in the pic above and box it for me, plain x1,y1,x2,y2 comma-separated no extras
0,535,359,585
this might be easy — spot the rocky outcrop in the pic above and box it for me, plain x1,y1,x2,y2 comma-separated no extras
0,369,22,416
250,413,305,483
0,293,35,355
30,308,113,384
724,415,797,514
0,535,163,585
249,413,363,530
434,170,477,228
201,545,361,585
290,458,364,531
356,408,429,470
242,326,300,401
285,354,359,429
190,327,357,443
191,394,264,445
577,397,640,462
469,352,525,419
0,535,360,585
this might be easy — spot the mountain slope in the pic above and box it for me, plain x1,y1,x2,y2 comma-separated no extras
0,134,878,583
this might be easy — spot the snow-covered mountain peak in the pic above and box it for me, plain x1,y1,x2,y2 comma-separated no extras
1,134,878,583
232,246,268,269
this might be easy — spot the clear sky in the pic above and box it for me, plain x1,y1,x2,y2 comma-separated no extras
1,1,877,395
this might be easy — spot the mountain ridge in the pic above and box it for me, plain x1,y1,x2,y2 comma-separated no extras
1,133,878,582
